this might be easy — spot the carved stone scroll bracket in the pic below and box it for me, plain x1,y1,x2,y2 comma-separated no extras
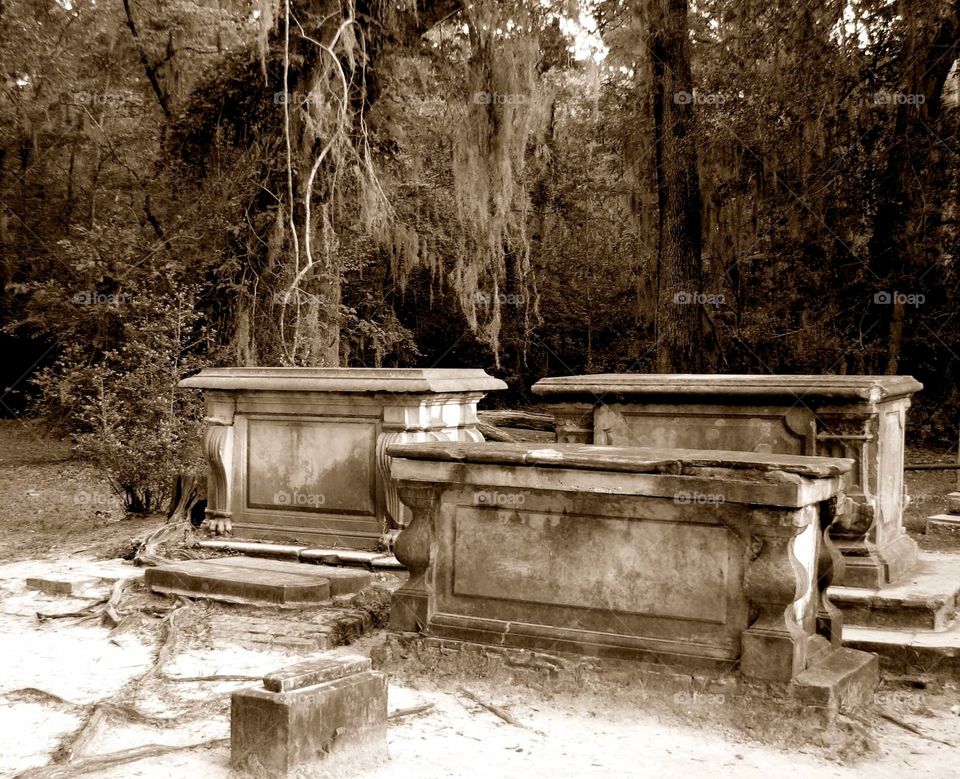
390,483,439,633
741,517,811,682
202,407,235,534
377,428,453,533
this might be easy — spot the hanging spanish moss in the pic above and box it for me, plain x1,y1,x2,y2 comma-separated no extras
450,1,545,361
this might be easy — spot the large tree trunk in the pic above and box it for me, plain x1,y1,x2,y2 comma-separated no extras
647,0,706,373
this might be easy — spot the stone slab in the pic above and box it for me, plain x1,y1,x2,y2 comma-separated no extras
232,661,387,777
948,493,960,513
387,441,853,479
145,557,369,605
369,554,404,570
195,540,307,559
23,560,143,597
212,556,373,596
299,549,382,568
532,373,922,402
263,654,371,692
180,366,506,394
209,614,336,651
828,553,960,630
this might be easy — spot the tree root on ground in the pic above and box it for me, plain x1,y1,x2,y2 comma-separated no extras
16,600,234,777
15,738,229,779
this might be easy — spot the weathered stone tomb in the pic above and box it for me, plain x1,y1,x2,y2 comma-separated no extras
387,441,876,693
533,373,922,588
179,367,505,548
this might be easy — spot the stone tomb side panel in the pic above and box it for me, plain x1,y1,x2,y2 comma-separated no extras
596,403,812,456
430,489,750,654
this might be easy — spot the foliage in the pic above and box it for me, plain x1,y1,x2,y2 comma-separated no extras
8,225,207,512
1,0,958,463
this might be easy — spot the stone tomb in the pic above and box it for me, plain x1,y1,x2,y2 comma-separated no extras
533,374,922,588
179,368,505,549
231,654,387,777
387,441,877,696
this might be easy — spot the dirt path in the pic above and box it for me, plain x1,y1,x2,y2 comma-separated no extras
0,419,165,562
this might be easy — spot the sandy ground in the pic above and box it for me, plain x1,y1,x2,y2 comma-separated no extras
2,557,960,779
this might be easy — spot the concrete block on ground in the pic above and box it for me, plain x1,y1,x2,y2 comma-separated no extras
793,648,879,718
25,575,101,597
231,653,387,777
947,493,960,514
221,556,375,596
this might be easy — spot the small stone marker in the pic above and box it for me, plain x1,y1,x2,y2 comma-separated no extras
25,575,100,597
231,654,387,777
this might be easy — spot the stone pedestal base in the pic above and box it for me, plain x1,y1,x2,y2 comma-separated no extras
231,655,386,777
835,533,919,589
390,587,428,633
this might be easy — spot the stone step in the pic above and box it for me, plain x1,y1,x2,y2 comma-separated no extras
196,539,405,571
925,513,960,542
842,621,960,680
828,552,960,630
145,557,372,606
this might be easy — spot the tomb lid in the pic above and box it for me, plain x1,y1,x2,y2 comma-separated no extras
178,367,506,394
531,373,922,403
386,441,853,479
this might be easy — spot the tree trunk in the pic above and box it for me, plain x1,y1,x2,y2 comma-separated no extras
167,473,204,526
868,0,960,374
646,0,705,373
